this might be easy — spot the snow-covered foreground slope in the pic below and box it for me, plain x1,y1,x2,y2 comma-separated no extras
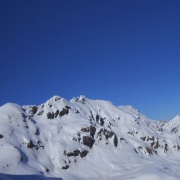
0,95,180,180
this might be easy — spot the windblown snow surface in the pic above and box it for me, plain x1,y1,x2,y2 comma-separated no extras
0,95,180,180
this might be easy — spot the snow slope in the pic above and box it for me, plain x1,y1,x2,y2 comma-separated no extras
0,95,180,180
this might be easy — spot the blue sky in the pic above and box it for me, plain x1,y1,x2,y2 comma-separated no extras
0,0,180,120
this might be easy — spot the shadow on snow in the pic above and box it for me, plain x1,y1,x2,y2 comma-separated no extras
0,174,62,180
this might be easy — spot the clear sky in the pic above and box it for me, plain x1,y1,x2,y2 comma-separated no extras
0,0,180,120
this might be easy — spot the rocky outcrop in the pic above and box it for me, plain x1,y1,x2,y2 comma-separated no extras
83,136,94,148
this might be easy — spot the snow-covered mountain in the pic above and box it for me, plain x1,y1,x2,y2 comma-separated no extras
0,95,180,180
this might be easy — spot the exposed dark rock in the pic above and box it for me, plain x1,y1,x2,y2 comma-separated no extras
120,137,125,141
76,132,81,142
24,125,29,129
157,127,163,131
81,128,89,133
72,137,77,141
65,106,71,110
89,126,96,138
100,118,104,126
59,108,69,117
55,110,59,118
96,115,99,121
171,126,179,133
95,114,104,126
0,134,4,139
81,97,86,101
164,144,168,152
145,147,153,155
81,126,96,138
37,141,41,145
35,141,44,150
75,110,80,113
78,96,85,104
37,110,44,116
48,104,52,108
145,147,157,155
89,111,95,120
97,128,115,142
83,136,94,148
35,128,40,135
27,140,35,148
31,106,38,114
104,130,114,140
47,112,54,119
80,150,88,157
55,97,61,101
45,168,49,173
27,140,44,150
22,107,26,112
97,129,104,138
62,165,69,170
64,149,88,157
47,110,63,119
113,135,118,147
134,148,138,154
21,113,26,119
150,142,155,147
140,136,146,141
147,136,155,141
64,149,80,157
127,132,133,136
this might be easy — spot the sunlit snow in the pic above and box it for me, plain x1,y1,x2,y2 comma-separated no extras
0,95,180,180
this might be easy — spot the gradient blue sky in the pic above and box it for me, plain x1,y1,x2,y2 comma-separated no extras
1,0,180,120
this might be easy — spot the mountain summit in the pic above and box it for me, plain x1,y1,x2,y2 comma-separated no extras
0,96,180,180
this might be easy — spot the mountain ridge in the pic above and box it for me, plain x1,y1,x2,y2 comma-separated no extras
0,95,180,180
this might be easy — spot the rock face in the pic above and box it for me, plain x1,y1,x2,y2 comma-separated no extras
82,136,94,148
0,134,4,139
0,96,180,179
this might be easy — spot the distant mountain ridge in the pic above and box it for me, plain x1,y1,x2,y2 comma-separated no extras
0,95,180,180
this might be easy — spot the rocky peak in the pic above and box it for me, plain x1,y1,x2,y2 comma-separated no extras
0,95,180,179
